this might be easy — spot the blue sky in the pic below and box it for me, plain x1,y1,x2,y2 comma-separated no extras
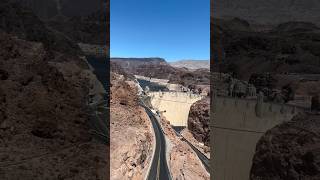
110,0,210,62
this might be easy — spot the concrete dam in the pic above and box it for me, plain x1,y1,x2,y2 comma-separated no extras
144,80,305,180
211,95,305,180
148,91,204,127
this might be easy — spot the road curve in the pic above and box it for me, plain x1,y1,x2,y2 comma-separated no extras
141,103,172,180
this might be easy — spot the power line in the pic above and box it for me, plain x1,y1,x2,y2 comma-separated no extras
151,97,201,104
211,125,266,134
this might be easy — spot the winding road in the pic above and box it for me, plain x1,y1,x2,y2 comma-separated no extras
140,102,172,180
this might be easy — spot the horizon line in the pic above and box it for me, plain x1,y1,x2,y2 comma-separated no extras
110,57,210,62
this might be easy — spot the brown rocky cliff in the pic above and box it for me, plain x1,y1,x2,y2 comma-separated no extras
187,98,210,146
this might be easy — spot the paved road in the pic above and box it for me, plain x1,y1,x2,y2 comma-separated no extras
141,103,172,180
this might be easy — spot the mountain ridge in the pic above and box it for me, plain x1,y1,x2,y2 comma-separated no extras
170,60,209,70
213,0,320,25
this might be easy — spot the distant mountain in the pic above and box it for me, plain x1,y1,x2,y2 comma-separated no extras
111,58,167,70
111,58,210,87
213,0,320,25
170,60,209,70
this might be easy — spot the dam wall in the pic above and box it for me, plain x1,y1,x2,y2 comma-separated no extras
149,92,204,126
135,75,187,92
211,96,305,180
135,75,169,85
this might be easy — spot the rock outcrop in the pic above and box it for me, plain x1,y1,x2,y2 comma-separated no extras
187,98,210,147
251,113,320,180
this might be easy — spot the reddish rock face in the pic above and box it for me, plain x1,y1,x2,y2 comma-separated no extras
187,98,210,146
251,113,320,180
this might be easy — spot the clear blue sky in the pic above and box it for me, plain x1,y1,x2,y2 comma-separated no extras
110,0,210,62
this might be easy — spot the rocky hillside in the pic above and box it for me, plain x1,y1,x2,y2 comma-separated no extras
46,7,108,45
110,72,154,179
112,58,210,89
251,113,320,180
212,17,320,80
187,98,210,147
0,30,107,179
8,0,108,46
170,60,209,70
213,0,320,26
0,1,82,55
0,1,108,179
